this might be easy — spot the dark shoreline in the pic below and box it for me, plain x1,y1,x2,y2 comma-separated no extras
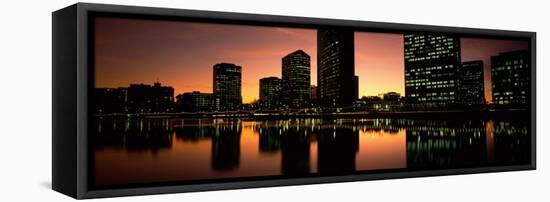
95,109,530,120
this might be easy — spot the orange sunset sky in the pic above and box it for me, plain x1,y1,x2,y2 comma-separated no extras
95,17,528,103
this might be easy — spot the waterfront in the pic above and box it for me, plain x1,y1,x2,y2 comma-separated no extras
93,116,531,187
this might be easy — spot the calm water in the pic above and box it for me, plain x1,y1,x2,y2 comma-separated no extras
93,117,530,187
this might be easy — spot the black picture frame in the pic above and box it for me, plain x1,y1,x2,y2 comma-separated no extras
52,2,536,199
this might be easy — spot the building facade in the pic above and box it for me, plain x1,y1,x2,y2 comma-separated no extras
94,87,127,114
491,50,530,106
404,33,461,107
458,60,485,105
317,28,356,108
281,50,311,108
383,92,401,102
259,77,282,110
213,63,242,111
126,82,174,113
175,91,213,112
353,75,359,102
310,85,318,106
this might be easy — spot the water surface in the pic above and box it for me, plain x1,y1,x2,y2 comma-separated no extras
94,117,530,187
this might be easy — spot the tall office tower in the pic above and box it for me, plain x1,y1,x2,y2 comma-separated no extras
458,60,485,105
213,63,242,111
317,28,355,108
491,50,530,106
259,77,282,110
353,75,359,101
282,50,311,108
404,34,461,107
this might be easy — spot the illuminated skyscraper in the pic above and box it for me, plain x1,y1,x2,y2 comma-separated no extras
458,60,485,105
213,63,242,111
491,50,530,106
259,77,282,110
404,33,461,107
317,28,355,108
282,50,311,108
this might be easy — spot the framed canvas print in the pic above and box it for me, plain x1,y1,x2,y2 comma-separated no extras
52,3,536,199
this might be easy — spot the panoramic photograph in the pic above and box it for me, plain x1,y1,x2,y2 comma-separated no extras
92,17,531,187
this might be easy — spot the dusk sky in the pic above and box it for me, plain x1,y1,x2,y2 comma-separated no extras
95,17,528,103
461,38,528,102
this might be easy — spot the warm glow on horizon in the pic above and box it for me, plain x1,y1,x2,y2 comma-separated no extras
355,32,405,97
94,17,316,104
95,17,528,103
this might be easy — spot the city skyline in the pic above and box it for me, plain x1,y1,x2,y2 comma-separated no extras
95,17,528,104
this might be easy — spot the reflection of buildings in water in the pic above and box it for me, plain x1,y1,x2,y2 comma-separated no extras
211,124,241,171
174,126,212,142
256,119,312,175
94,117,531,176
361,128,400,135
316,127,359,174
281,127,311,175
406,126,487,169
95,118,173,153
406,119,530,169
485,121,495,164
257,126,281,153
95,118,127,147
382,128,400,134
491,121,530,164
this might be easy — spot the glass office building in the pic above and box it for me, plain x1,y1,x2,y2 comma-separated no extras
491,50,530,106
282,50,311,108
259,77,282,110
317,28,356,108
213,63,242,111
404,33,461,107
458,60,485,105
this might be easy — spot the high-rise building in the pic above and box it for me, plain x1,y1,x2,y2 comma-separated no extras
94,87,127,114
353,75,359,101
282,50,311,108
213,63,242,111
458,60,485,105
211,125,241,171
310,85,318,106
317,28,355,108
404,34,461,107
259,77,282,110
126,82,174,113
175,91,213,112
491,50,530,105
